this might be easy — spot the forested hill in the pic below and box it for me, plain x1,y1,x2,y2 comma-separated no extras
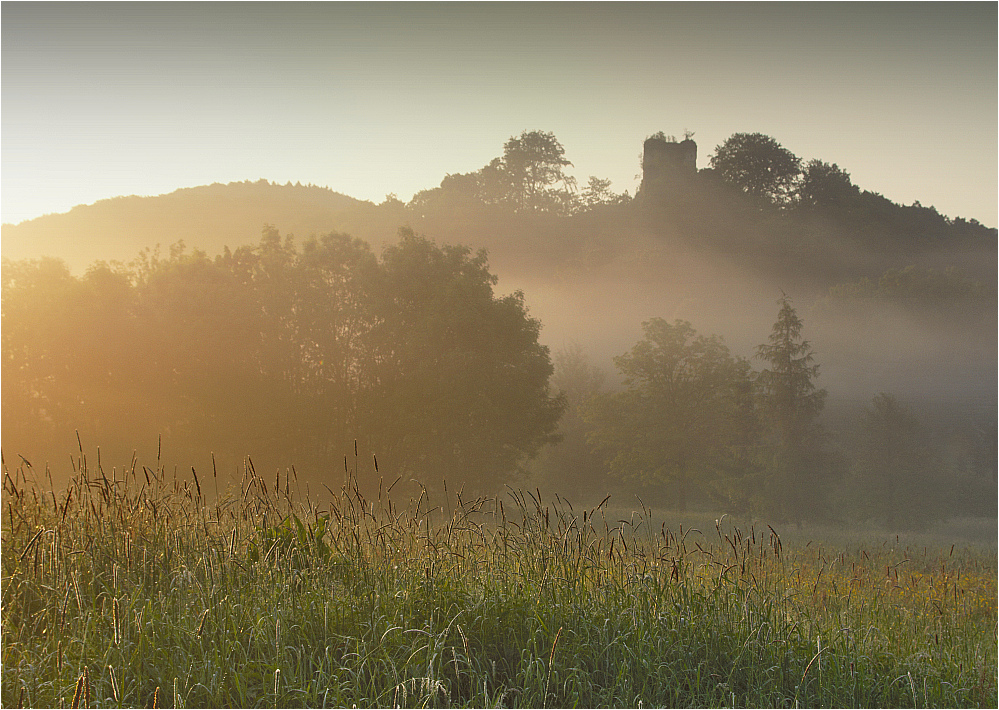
0,180,406,269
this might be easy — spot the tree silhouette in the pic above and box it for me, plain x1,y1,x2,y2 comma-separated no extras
500,130,576,213
710,133,801,206
796,160,859,210
755,295,831,522
362,228,564,491
852,393,943,530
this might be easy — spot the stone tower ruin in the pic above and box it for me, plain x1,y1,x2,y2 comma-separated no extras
638,136,697,199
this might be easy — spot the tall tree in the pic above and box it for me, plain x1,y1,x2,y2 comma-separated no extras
578,176,628,211
362,229,564,492
500,130,577,213
710,133,802,206
1,257,90,453
531,344,609,499
408,130,579,216
587,319,754,511
755,295,830,521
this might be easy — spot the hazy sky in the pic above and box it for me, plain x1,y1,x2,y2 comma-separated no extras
3,2,996,226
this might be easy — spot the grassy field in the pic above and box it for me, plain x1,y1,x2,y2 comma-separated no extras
2,448,996,708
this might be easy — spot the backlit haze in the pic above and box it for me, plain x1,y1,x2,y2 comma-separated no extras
2,1,997,227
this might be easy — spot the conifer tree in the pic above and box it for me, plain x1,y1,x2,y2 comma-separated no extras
755,295,831,522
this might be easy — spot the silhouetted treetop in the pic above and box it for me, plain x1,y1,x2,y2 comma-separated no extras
709,133,802,206
409,130,626,217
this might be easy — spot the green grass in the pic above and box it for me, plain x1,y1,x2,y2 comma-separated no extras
2,448,996,708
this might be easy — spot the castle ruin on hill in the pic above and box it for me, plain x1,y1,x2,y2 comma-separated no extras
638,135,697,200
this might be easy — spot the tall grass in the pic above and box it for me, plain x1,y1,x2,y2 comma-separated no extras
2,443,996,707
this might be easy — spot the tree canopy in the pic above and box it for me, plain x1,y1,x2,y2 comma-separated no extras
710,133,802,206
409,130,626,217
796,159,859,210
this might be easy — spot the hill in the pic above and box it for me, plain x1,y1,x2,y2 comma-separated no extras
1,180,406,270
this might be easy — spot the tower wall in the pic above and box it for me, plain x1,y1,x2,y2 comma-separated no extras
639,137,697,198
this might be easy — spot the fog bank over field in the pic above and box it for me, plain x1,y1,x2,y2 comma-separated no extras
500,244,996,409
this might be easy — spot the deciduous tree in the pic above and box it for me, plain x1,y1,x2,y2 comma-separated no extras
2,227,564,494
500,130,577,213
710,133,802,206
362,229,564,491
796,159,859,210
852,393,943,530
587,319,753,510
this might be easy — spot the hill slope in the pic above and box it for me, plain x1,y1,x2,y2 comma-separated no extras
1,180,407,270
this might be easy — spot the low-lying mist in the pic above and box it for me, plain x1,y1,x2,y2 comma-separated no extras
499,230,995,408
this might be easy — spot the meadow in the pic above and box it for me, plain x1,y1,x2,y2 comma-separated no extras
2,445,996,708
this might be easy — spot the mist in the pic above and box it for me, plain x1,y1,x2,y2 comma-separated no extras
2,130,995,536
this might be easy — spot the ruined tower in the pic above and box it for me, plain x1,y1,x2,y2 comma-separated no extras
638,136,697,200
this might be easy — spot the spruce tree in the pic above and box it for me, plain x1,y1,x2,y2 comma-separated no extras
755,295,830,522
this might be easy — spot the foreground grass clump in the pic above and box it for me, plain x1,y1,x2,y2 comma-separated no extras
2,450,996,708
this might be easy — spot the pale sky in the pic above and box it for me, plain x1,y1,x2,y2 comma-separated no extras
2,2,997,226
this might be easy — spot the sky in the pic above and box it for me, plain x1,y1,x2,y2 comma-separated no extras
2,1,997,226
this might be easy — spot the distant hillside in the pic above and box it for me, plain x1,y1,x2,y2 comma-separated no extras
2,133,995,293
1,180,408,270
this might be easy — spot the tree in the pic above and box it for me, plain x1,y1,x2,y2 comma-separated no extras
410,131,579,216
362,229,564,492
710,133,802,206
500,130,577,213
2,227,565,494
587,319,754,511
267,231,379,463
755,295,830,521
852,393,943,530
2,257,88,453
530,344,610,499
408,170,493,217
578,176,628,211
796,159,859,210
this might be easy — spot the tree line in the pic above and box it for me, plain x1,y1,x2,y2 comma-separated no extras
409,130,631,217
5,228,992,528
3,129,994,527
398,129,994,292
2,227,563,494
538,298,839,524
408,129,994,242
3,128,992,291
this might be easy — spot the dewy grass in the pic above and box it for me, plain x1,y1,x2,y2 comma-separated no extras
2,448,996,708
